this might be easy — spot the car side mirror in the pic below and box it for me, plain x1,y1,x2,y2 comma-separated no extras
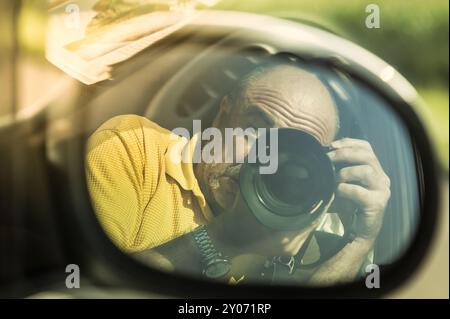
49,11,442,298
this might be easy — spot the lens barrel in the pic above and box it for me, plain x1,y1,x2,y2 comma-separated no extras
239,128,335,231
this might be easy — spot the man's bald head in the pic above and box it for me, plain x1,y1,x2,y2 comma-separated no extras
228,63,339,145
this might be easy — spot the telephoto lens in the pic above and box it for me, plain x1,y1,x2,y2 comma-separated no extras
239,128,336,231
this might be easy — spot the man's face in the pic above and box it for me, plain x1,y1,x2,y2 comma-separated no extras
196,65,339,214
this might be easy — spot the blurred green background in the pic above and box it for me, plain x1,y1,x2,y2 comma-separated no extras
215,0,449,170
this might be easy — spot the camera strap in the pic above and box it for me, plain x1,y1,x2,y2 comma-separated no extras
268,231,315,282
269,214,358,282
294,212,358,270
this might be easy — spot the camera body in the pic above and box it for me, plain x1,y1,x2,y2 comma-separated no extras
239,128,335,231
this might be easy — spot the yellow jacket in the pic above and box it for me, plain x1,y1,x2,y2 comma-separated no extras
85,115,212,252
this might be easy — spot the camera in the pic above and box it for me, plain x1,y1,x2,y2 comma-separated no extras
239,128,335,231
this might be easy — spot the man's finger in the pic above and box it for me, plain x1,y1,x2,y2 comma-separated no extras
327,147,379,167
331,138,372,150
336,183,371,208
337,165,380,189
336,183,390,213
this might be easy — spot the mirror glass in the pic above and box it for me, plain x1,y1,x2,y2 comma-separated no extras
76,11,421,287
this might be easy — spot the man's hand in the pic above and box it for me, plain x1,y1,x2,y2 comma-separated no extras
304,139,390,285
327,138,391,242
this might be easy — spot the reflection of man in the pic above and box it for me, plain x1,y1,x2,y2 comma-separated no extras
86,63,390,284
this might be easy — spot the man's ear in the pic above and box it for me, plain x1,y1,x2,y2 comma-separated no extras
212,95,232,127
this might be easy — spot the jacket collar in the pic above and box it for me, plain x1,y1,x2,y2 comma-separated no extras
164,132,213,220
